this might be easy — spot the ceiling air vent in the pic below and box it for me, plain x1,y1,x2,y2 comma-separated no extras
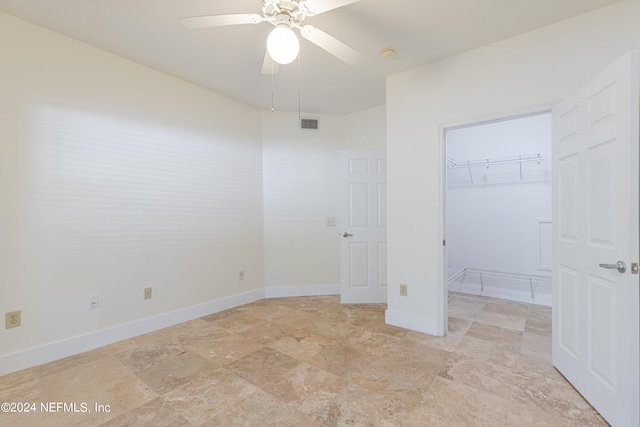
300,118,319,130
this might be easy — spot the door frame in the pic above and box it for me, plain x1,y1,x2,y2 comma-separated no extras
439,106,553,335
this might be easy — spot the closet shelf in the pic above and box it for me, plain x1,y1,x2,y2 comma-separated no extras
447,153,544,184
448,267,551,298
462,267,551,283
447,153,543,169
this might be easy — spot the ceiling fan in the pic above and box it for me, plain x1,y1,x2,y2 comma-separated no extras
180,0,362,74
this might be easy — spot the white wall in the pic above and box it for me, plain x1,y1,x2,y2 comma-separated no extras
262,106,386,296
0,13,264,374
386,0,640,335
0,8,386,374
446,113,552,275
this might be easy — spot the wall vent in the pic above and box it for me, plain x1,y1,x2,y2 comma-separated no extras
300,118,319,130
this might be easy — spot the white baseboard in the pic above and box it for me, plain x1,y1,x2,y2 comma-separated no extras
385,309,442,336
0,288,265,377
264,284,340,299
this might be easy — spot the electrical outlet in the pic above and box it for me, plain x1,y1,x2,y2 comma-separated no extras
399,284,408,297
144,287,152,300
239,271,245,280
89,296,99,310
5,310,21,329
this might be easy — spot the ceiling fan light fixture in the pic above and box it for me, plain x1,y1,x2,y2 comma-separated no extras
267,25,300,65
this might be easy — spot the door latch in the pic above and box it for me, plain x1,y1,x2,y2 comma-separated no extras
632,263,639,275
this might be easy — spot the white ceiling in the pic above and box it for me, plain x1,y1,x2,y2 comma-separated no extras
0,0,622,114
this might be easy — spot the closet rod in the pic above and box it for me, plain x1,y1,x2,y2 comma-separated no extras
448,153,543,169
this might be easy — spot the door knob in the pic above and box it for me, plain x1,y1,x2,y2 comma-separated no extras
342,232,353,238
598,260,626,273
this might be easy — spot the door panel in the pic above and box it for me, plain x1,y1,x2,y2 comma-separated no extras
558,155,579,242
552,50,639,426
377,242,387,287
377,183,387,226
349,243,369,287
588,141,616,247
588,274,616,386
558,266,579,357
341,151,387,303
349,182,369,227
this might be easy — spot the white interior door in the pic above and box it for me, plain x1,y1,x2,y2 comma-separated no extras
340,150,387,304
552,50,639,426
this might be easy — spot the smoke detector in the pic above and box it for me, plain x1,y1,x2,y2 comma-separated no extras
381,47,396,59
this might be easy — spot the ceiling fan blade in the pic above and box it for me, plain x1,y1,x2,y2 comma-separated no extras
299,0,360,15
300,25,362,65
179,13,264,29
261,51,279,75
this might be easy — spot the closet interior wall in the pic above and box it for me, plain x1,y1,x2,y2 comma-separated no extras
446,113,552,306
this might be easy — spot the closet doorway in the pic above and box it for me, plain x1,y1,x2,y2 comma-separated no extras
445,112,552,306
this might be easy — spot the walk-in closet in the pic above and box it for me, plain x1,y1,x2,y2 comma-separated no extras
446,112,552,306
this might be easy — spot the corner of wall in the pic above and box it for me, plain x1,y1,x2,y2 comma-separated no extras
385,308,442,336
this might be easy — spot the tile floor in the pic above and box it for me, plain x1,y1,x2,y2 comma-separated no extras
0,293,608,426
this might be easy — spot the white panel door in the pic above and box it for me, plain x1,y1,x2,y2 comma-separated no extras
552,50,639,426
340,151,387,303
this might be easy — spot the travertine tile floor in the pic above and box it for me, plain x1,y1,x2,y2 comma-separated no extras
0,293,608,426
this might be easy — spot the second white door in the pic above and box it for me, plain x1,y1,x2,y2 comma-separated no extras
552,49,640,427
340,151,387,303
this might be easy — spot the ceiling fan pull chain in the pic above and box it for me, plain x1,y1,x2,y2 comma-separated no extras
271,57,275,112
298,48,301,121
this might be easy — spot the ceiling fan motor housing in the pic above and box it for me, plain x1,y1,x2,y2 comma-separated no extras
273,13,294,26
264,0,305,27
276,1,300,12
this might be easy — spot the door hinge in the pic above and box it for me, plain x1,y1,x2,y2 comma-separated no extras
443,239,446,246
632,263,639,275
